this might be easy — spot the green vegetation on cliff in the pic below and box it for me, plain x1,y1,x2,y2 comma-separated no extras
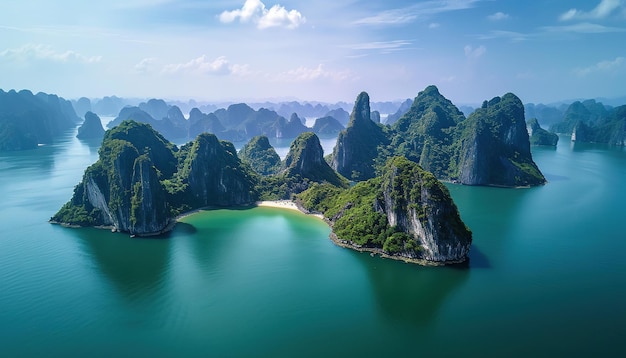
239,135,281,175
527,118,558,146
257,132,348,200
299,156,471,262
52,120,259,235
330,86,545,187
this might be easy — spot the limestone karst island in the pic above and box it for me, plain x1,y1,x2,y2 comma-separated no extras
45,85,570,266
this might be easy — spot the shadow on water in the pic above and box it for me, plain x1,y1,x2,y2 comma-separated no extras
67,227,172,304
467,245,490,269
352,252,470,326
446,184,535,266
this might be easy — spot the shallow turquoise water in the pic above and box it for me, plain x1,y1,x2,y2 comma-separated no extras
1,131,624,357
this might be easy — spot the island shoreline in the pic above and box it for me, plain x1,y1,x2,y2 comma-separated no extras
52,199,467,266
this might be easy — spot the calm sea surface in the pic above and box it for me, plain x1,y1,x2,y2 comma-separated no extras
1,130,624,357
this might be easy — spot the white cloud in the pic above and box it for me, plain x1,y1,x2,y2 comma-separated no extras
543,22,626,33
0,44,101,64
344,40,414,51
575,57,625,76
133,57,157,73
276,64,353,82
477,30,529,42
162,55,249,76
464,45,486,59
219,0,306,29
560,0,625,21
352,0,482,25
488,12,510,21
428,22,440,29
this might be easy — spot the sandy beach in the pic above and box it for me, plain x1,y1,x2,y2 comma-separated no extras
256,200,325,219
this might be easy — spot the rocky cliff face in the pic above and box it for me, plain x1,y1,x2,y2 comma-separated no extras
527,118,558,146
52,120,259,235
298,156,471,265
77,111,105,140
284,132,345,187
53,121,175,235
375,157,471,262
239,135,281,175
331,92,389,181
180,133,257,207
457,94,546,186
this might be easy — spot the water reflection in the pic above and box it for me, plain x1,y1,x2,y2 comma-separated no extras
446,184,534,266
70,227,172,304
353,252,469,325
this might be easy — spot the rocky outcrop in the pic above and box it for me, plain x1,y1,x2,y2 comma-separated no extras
527,118,558,146
375,157,471,262
52,120,258,236
325,108,350,126
312,116,344,135
298,156,471,265
273,113,308,138
371,110,381,123
239,135,281,175
188,108,225,138
77,111,105,140
457,94,546,186
385,98,412,125
391,85,465,179
331,92,389,181
52,121,176,235
284,132,346,188
180,133,257,207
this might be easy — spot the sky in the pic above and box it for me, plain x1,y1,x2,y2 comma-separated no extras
1,0,625,105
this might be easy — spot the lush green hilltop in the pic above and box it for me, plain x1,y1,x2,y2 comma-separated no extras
52,118,472,264
298,156,472,263
330,86,546,187
51,120,258,235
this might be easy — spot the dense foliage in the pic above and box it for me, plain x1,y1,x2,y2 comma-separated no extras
527,118,558,146
331,86,545,187
299,156,471,259
239,135,282,175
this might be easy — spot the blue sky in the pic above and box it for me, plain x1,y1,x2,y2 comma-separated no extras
1,0,625,105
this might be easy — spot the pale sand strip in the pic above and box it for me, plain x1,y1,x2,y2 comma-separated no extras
256,200,325,219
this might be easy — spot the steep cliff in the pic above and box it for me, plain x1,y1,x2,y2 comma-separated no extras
52,120,258,235
391,85,465,179
298,156,471,264
52,121,175,235
284,132,346,188
175,133,258,208
239,135,281,175
77,111,105,140
457,94,546,186
331,92,389,181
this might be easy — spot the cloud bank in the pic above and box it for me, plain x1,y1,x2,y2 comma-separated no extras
560,0,625,21
219,0,306,29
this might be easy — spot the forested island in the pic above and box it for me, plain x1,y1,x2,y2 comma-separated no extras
49,85,556,265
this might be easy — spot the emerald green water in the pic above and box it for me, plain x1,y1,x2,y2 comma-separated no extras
1,131,624,357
